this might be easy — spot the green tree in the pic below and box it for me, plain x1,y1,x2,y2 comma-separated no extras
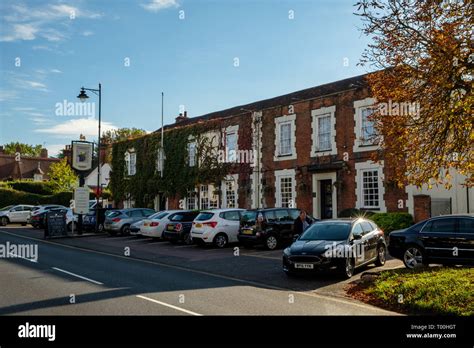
48,159,78,193
4,142,43,157
356,0,473,188
101,128,147,145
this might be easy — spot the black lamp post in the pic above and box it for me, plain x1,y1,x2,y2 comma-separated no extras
77,84,102,233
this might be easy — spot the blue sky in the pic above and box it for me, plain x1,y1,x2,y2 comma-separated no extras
0,0,371,156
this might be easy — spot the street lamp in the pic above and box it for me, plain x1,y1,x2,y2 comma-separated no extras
77,84,102,233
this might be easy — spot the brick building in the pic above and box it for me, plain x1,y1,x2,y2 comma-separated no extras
118,73,472,221
0,147,60,182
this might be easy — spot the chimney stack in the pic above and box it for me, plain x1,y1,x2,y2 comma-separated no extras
175,111,189,123
40,148,48,158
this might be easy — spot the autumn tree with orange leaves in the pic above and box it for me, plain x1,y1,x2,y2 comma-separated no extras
356,0,473,188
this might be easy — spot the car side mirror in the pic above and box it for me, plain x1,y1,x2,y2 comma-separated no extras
293,234,300,242
352,234,362,240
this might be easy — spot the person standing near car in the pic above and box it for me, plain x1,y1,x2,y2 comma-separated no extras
293,209,312,236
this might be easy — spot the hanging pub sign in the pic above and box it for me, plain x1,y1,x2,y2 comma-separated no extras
71,141,94,172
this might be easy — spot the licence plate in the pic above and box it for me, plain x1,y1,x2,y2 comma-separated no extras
242,229,253,235
294,263,314,269
167,225,174,231
195,223,202,228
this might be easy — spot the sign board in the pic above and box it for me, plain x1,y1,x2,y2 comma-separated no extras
45,210,67,238
74,187,90,214
71,141,93,171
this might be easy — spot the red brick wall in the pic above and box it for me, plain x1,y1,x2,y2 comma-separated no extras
413,194,431,222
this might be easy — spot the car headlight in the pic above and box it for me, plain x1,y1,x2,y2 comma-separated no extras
283,247,291,256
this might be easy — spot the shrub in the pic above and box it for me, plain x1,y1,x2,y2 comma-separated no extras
7,181,55,195
371,212,413,235
0,188,73,207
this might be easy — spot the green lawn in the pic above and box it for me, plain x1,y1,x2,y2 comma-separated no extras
364,267,474,316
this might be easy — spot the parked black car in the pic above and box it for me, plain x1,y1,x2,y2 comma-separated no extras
162,210,200,244
82,208,112,232
388,214,474,269
283,218,387,278
238,208,316,250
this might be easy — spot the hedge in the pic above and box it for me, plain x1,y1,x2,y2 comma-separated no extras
5,181,55,195
370,212,413,235
0,188,95,208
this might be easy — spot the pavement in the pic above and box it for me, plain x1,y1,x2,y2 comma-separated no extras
0,225,404,315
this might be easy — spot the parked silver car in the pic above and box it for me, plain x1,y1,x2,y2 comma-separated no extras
104,208,155,236
0,205,35,226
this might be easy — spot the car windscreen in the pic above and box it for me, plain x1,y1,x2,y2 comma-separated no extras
241,211,257,223
107,211,122,218
170,213,186,221
195,212,214,221
299,223,351,241
0,205,14,211
149,212,168,220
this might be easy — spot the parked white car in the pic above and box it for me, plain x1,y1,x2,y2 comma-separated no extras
0,205,35,226
190,208,245,248
140,210,182,238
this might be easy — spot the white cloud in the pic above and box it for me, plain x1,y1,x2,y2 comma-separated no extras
35,118,118,138
0,90,18,102
0,3,102,42
50,69,62,73
12,79,48,92
141,0,179,12
82,30,94,37
45,144,66,157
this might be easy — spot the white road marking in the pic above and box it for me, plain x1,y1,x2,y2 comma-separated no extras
242,253,281,260
136,295,202,316
7,253,37,263
0,229,396,314
51,267,103,285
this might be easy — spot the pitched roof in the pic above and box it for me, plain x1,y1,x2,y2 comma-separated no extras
154,73,368,132
0,154,60,180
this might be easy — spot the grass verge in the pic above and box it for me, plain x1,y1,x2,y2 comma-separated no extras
346,267,473,316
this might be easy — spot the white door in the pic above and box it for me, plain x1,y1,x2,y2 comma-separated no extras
9,206,24,222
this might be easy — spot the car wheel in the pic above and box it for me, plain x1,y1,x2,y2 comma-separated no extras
403,246,425,269
265,235,278,250
374,244,386,266
0,217,8,226
213,233,228,248
340,257,355,279
121,225,131,236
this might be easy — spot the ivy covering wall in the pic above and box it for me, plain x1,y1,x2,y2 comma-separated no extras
110,120,230,208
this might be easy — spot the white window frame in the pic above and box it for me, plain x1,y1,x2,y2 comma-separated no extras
188,141,196,167
275,169,296,208
125,148,136,176
311,105,337,156
221,174,239,208
355,161,386,211
353,98,380,152
185,189,197,210
223,125,239,163
274,114,296,161
156,147,164,173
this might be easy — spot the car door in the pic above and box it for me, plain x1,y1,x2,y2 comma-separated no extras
351,222,368,266
456,217,474,263
274,209,291,240
22,206,33,222
130,210,143,224
420,217,457,260
222,210,241,242
361,221,378,260
9,206,23,222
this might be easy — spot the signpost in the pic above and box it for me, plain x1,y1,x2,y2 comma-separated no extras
74,187,90,215
71,140,94,235
45,210,67,238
